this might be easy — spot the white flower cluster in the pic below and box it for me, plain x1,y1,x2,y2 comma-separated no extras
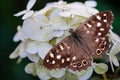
10,0,120,80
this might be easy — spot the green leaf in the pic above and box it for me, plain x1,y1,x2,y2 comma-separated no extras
77,67,93,80
49,68,66,78
94,63,108,74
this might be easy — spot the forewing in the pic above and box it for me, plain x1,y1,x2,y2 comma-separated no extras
76,10,113,58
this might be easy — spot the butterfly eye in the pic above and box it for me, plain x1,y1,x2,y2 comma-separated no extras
100,44,105,48
77,63,82,67
102,41,106,45
102,16,107,19
102,14,108,22
96,49,102,55
73,63,77,67
100,44,105,50
48,59,53,63
82,60,88,66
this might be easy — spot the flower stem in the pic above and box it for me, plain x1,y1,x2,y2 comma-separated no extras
115,66,120,76
102,73,108,80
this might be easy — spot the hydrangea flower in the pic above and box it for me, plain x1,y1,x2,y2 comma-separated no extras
10,0,120,80
14,0,36,20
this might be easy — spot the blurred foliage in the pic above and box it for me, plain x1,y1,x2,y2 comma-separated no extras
0,0,120,80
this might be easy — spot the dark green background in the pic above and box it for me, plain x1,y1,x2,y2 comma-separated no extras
0,0,120,80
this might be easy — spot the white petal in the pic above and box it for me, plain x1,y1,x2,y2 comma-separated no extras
70,16,86,29
54,30,64,37
25,63,36,75
56,31,70,43
66,2,98,17
13,26,27,42
23,17,54,41
109,31,120,42
22,11,34,20
68,69,77,75
59,11,72,17
13,32,20,42
19,42,28,58
33,14,49,26
50,9,69,30
84,0,97,7
37,66,51,80
49,68,66,78
14,10,27,16
77,67,93,80
86,7,99,16
66,3,89,17
111,56,119,67
38,43,52,59
36,7,50,15
28,54,39,63
9,43,21,59
27,0,36,10
26,41,38,54
109,41,120,55
94,63,108,74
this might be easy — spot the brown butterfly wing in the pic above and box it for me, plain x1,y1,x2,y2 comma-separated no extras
43,35,92,71
43,36,72,70
67,36,92,71
75,10,113,58
43,10,113,71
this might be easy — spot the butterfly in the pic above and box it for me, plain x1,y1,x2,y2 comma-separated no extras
43,10,114,71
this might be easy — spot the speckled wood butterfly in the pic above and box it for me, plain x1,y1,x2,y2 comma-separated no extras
43,10,113,71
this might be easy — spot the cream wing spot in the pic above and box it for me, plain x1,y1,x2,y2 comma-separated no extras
59,45,64,50
52,60,55,64
56,55,61,59
86,23,92,28
67,46,70,49
55,49,59,53
66,57,70,61
86,30,90,34
97,32,102,36
101,37,105,40
72,56,77,60
96,15,101,20
49,52,54,58
97,22,101,27
95,38,99,42
84,26,88,30
46,59,49,62
103,19,107,22
61,59,65,63
103,13,107,16
99,28,104,31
